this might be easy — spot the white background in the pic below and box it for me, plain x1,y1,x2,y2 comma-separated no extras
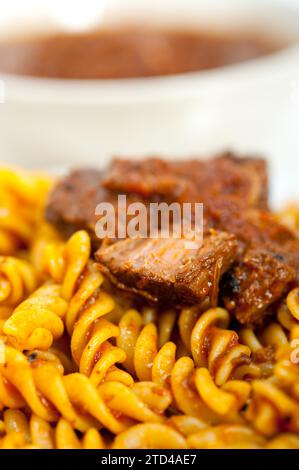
0,0,298,30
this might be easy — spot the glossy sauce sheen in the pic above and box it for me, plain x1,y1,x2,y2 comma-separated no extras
0,28,282,79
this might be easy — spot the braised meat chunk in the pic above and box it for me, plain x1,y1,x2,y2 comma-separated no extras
96,230,238,306
221,248,296,326
46,154,268,243
205,203,297,251
102,157,190,200
45,169,105,239
103,153,268,209
169,154,268,209
45,168,151,246
45,154,298,327
206,203,299,325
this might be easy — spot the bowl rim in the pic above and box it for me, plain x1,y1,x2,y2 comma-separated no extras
2,43,299,105
1,0,299,105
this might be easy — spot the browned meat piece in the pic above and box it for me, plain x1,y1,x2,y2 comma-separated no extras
45,169,104,238
101,156,296,325
45,169,151,246
173,154,268,209
205,202,297,252
207,202,299,325
102,158,190,200
96,230,238,306
46,154,268,243
103,153,268,209
221,248,296,326
45,157,298,326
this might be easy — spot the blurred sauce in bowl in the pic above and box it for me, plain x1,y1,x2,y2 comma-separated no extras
0,27,284,79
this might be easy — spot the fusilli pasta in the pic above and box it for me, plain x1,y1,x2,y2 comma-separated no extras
0,172,299,449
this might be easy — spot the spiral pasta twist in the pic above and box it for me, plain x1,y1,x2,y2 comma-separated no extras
245,375,299,437
169,356,251,425
30,230,177,387
38,231,174,423
43,231,132,386
187,424,266,449
139,306,177,348
117,309,161,381
0,256,38,335
0,411,188,449
0,342,175,438
0,343,131,434
116,308,186,384
23,230,133,386
0,411,106,449
243,287,299,437
72,302,248,428
112,423,188,449
3,231,95,352
69,285,175,424
0,256,38,307
2,409,299,449
188,308,252,385
0,168,53,255
70,289,133,387
29,222,63,278
3,284,67,350
117,309,252,424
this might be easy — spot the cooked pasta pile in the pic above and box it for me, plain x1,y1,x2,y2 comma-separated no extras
1,167,299,449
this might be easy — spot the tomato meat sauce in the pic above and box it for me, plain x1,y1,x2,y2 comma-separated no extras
0,28,283,79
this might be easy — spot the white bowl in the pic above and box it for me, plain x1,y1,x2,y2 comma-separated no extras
0,0,298,206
